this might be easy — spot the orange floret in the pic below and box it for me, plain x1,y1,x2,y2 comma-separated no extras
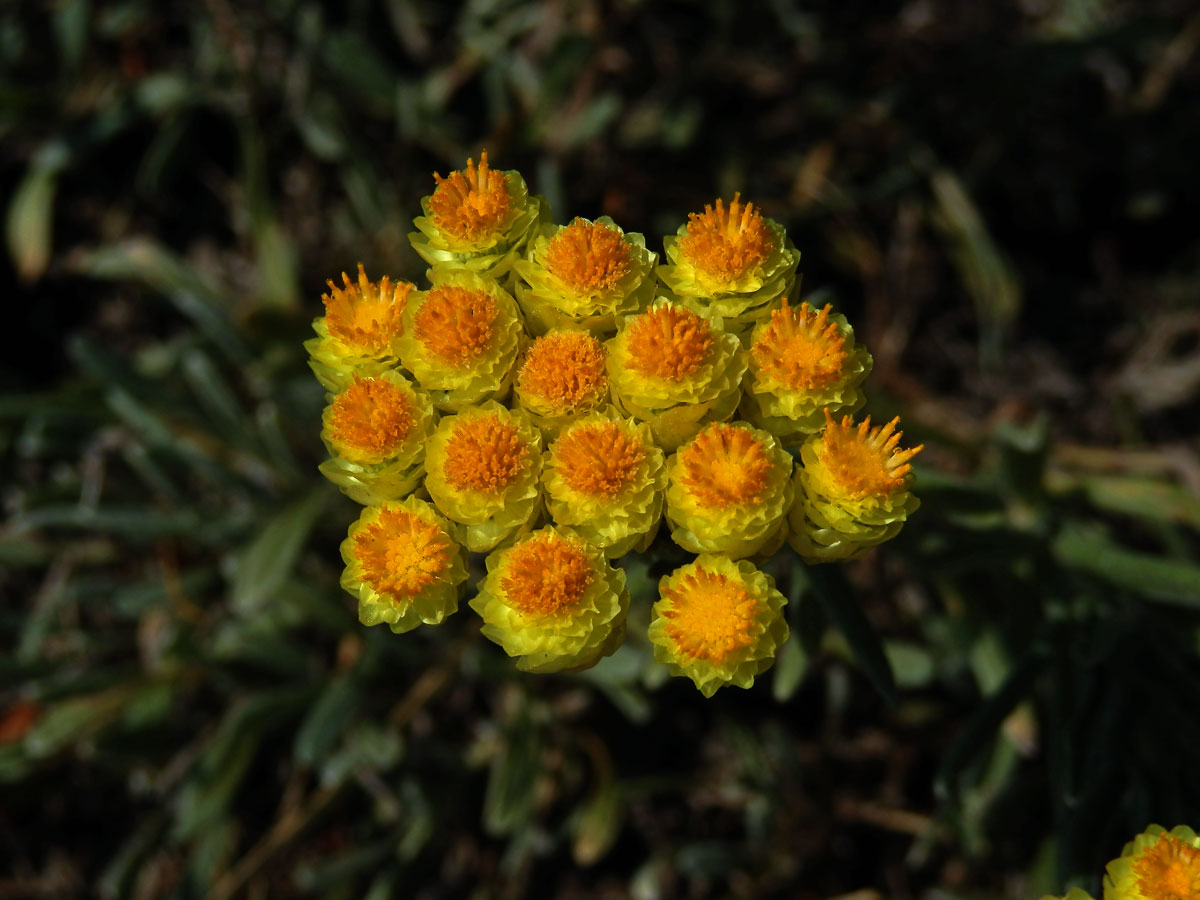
353,507,452,598
500,533,594,618
1133,833,1200,900
517,332,607,411
543,218,633,294
427,151,512,242
677,423,772,508
817,410,923,499
326,376,415,460
625,304,714,380
752,300,848,391
442,414,528,493
677,193,773,283
661,567,760,663
413,285,498,364
554,421,645,498
322,264,411,353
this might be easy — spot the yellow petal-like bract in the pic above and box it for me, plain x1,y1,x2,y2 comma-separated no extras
319,370,437,505
665,421,793,559
408,151,545,279
648,555,789,697
469,527,630,673
340,497,468,634
788,411,922,563
605,299,746,451
1104,824,1200,900
424,402,543,552
513,216,657,335
543,412,666,557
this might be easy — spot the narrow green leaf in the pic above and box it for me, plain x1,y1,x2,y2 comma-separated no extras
771,637,808,702
230,488,327,616
803,564,896,706
1054,526,1200,608
294,674,361,766
6,164,58,282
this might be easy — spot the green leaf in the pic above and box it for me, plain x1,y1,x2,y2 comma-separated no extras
6,159,60,282
229,488,327,616
294,674,362,766
1053,526,1200,608
771,637,809,702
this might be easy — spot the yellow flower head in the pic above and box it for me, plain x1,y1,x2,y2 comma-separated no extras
396,269,523,411
305,265,414,392
788,410,923,563
424,402,543,552
1104,825,1200,900
665,422,793,559
741,300,872,443
657,194,801,331
512,330,610,437
513,216,657,335
648,555,789,697
340,497,468,634
409,151,545,278
605,299,747,451
469,527,630,673
543,412,666,557
319,370,437,505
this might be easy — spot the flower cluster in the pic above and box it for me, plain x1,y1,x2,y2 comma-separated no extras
307,152,922,694
1039,823,1200,900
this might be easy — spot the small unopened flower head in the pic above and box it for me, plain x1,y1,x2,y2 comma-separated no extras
409,151,545,278
514,216,657,335
306,265,414,391
605,299,747,451
1104,825,1200,900
665,422,793,559
469,527,630,673
424,402,542,552
741,300,871,444
513,331,610,437
658,194,800,331
648,555,789,697
340,497,467,634
319,371,437,505
788,410,923,563
397,269,523,410
543,413,666,557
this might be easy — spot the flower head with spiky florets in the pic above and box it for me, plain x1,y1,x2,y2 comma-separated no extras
470,527,630,673
305,264,414,392
340,497,468,634
648,555,789,697
788,410,923,563
512,330,610,438
1104,825,1200,900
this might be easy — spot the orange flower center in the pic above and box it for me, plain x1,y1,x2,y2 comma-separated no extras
354,508,451,599
678,424,773,508
327,376,416,462
322,264,410,353
662,568,760,663
543,218,633,294
677,193,773,284
427,151,512,243
1133,834,1200,900
414,285,498,364
625,304,714,380
501,534,594,618
517,332,607,412
753,301,848,391
554,421,645,498
817,411,923,499
442,414,528,494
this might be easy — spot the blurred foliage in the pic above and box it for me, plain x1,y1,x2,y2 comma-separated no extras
2,0,1200,897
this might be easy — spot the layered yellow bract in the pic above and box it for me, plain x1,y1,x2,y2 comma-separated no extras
648,556,789,697
543,412,666,558
664,422,793,560
1103,825,1200,900
423,401,543,553
513,216,658,336
340,497,468,634
469,527,630,673
408,151,545,279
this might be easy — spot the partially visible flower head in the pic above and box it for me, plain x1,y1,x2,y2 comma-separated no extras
397,270,522,410
340,497,467,634
514,216,657,336
648,555,789,697
470,527,630,672
319,370,436,505
677,194,773,286
665,422,793,559
305,264,414,391
513,331,609,435
543,413,666,557
424,402,542,552
742,300,871,443
605,300,747,450
428,151,512,244
1104,825,1200,900
410,152,545,277
789,410,923,563
658,195,801,331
